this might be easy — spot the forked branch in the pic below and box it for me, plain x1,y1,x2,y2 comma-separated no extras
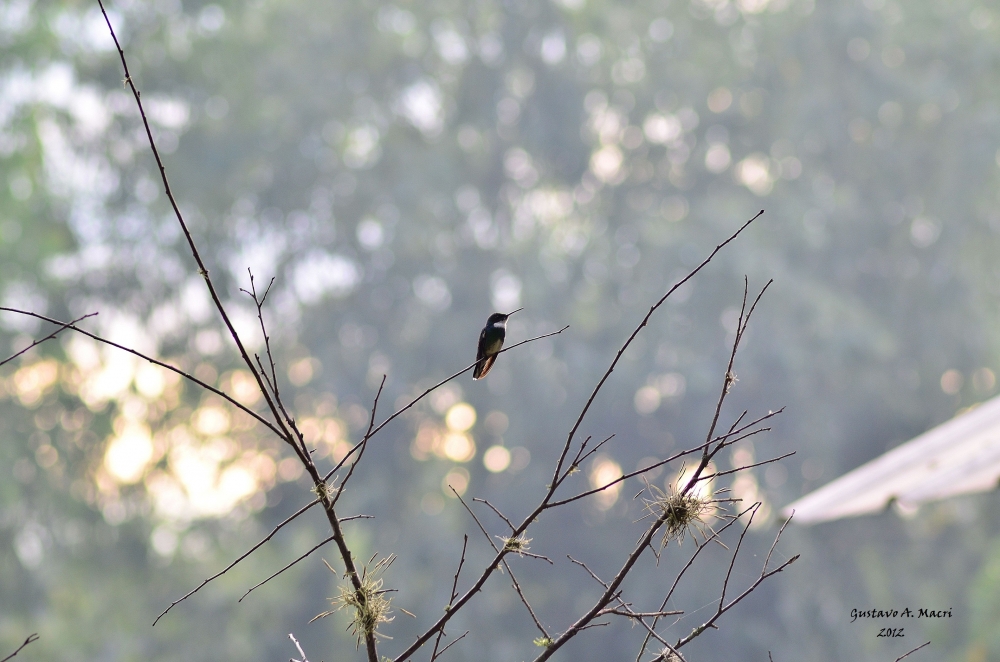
0,634,38,662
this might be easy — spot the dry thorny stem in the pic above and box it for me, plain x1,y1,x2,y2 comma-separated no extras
0,2,809,660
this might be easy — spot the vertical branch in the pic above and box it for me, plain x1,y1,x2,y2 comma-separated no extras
430,535,468,662
549,212,764,490
92,9,376,660
393,216,768,662
681,279,772,496
288,633,311,662
95,0,293,448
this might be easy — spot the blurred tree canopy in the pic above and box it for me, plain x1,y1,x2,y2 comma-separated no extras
3,0,1000,660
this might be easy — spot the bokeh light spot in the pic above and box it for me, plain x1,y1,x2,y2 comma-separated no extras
445,402,476,432
483,445,511,473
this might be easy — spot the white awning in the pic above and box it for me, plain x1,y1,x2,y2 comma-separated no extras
782,395,1000,524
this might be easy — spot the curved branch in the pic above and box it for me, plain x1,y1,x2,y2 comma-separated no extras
0,307,285,439
549,211,764,492
0,312,97,368
325,325,569,482
96,0,292,446
153,498,320,625
1,634,38,662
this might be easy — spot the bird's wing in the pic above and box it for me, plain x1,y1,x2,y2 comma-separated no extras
473,327,492,379
474,353,497,380
475,327,489,362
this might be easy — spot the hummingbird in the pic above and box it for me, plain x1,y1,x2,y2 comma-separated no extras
473,308,522,380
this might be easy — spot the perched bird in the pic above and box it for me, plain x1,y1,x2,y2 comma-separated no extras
473,308,522,380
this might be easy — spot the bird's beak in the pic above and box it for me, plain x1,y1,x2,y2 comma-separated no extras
506,307,523,317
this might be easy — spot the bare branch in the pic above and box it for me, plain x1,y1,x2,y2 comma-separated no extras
567,555,608,588
245,272,313,461
241,270,279,403
673,514,799,650
153,498,319,625
680,279,772,498
703,453,796,481
720,504,760,609
0,634,38,662
395,217,767,662
288,633,311,662
600,608,682,618
452,488,550,639
0,312,97,368
569,434,616,478
326,326,569,482
96,0,293,446
894,641,931,662
332,375,386,507
550,212,764,496
430,536,469,662
764,512,793,573
0,308,286,439
242,536,335,602
607,601,674,650
473,498,517,533
633,501,759,661
434,631,469,660
574,621,609,632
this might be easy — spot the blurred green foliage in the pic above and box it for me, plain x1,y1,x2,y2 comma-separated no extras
3,0,1000,660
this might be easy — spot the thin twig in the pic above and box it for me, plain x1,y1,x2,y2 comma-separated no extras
567,555,608,588
435,631,469,659
0,312,96,368
894,641,931,662
331,375,385,508
239,516,374,603
430,536,469,662
393,215,764,662
473,498,517,532
245,272,313,461
680,280,772,499
0,308,285,439
240,535,336,603
96,0,294,449
633,504,753,662
546,418,780,509
288,632,311,662
153,498,320,625
604,597,675,650
568,554,681,647
325,326,569,482
0,634,38,662
550,213,763,497
531,499,707,661
673,532,798,648
701,452,796,480
569,434,617,476
599,608,682,618
720,504,760,609
241,271,279,404
452,489,550,639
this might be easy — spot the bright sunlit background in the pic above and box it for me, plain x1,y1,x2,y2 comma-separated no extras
3,0,1000,660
